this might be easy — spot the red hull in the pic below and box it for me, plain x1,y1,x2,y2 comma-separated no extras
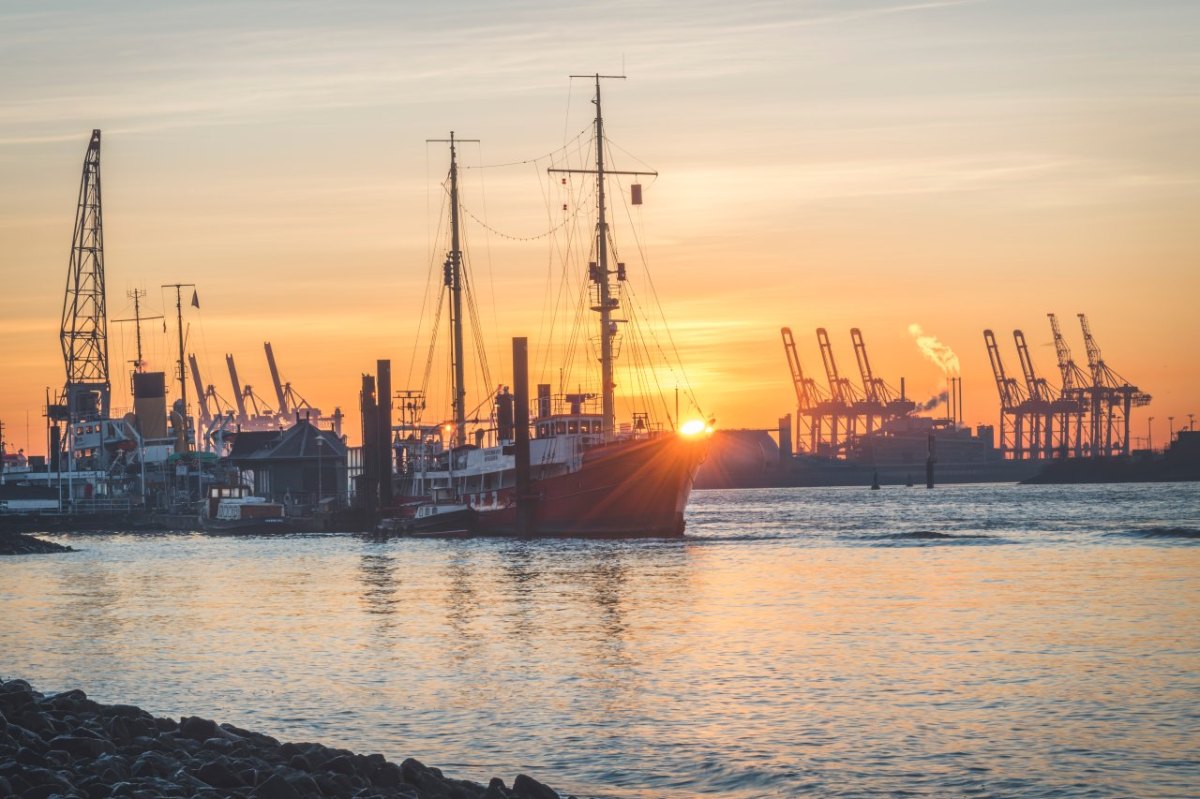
475,433,708,537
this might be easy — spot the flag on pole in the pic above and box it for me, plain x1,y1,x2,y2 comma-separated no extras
191,290,200,309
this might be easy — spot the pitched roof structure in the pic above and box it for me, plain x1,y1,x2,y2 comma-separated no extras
235,419,346,463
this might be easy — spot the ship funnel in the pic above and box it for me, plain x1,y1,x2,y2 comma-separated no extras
133,372,168,439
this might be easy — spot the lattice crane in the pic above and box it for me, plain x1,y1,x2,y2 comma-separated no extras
60,129,111,422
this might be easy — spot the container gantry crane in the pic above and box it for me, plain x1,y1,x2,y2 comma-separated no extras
1077,314,1150,457
984,329,1027,459
816,327,861,454
781,327,826,454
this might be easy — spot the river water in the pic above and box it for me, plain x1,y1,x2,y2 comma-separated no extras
2,483,1198,798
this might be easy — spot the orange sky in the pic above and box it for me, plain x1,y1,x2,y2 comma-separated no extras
2,1,1198,453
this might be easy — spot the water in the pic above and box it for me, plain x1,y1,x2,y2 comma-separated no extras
3,483,1199,798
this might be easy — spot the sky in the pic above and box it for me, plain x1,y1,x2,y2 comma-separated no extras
1,0,1198,453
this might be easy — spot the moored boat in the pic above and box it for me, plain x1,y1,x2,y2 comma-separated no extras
200,485,289,534
383,76,711,536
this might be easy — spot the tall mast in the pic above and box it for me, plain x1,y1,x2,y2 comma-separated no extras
113,288,163,388
549,75,654,439
162,283,195,451
428,132,478,448
593,77,616,437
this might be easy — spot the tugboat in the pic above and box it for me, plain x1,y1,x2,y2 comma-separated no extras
385,76,711,537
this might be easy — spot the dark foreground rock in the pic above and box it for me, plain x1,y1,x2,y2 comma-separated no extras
0,530,75,555
0,678,569,798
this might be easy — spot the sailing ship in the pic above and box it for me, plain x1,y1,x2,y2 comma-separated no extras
385,76,711,537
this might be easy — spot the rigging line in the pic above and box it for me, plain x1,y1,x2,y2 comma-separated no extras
534,164,556,378
460,124,592,170
553,192,591,389
535,158,578,383
629,285,674,426
460,199,580,242
406,178,450,390
469,141,502,386
420,289,446,404
616,170,703,414
606,136,659,179
626,279,697,418
461,253,493,392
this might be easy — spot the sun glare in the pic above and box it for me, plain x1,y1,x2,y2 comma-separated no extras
680,419,709,437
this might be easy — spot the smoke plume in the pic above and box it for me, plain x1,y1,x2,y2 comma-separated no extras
916,390,949,412
908,324,961,375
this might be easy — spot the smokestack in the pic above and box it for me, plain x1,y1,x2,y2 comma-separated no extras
133,372,168,439
778,415,793,461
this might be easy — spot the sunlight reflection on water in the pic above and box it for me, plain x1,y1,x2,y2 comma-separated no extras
2,483,1199,798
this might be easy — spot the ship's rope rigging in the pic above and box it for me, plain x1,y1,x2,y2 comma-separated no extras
410,159,496,431
535,130,704,430
408,102,705,435
458,124,591,171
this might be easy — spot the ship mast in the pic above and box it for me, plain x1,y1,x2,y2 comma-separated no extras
428,132,478,448
549,74,655,439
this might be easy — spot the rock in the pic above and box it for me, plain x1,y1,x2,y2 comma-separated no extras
1,678,567,799
178,716,220,741
130,749,177,779
253,771,301,799
283,770,322,796
49,734,117,759
483,777,514,798
325,754,360,776
512,773,560,799
195,756,246,788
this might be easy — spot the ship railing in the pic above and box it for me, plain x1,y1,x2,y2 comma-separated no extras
69,497,136,515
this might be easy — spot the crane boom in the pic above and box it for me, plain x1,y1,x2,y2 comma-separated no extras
984,330,1023,408
781,327,811,409
1013,330,1052,402
1077,313,1104,384
850,328,877,404
264,342,289,416
816,328,842,401
188,354,212,426
226,354,249,423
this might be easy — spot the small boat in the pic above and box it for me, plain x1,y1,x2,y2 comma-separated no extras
200,486,289,534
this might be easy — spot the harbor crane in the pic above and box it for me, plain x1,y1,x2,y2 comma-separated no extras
781,327,825,454
1077,314,1150,457
1047,314,1091,458
816,327,861,453
984,329,1027,459
58,129,111,425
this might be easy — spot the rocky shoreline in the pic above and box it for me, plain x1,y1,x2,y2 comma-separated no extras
0,531,75,556
0,679,568,798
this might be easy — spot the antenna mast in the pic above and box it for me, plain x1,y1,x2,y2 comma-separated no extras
549,74,655,438
112,289,164,386
427,132,479,448
162,283,195,451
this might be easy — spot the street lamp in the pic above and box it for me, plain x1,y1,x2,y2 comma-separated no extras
1148,416,1154,452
